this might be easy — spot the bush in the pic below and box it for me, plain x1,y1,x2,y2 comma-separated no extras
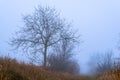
48,54,80,74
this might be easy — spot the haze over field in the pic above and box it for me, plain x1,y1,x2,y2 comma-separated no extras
0,0,120,74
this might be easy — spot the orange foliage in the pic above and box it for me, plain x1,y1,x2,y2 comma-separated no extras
0,57,87,80
98,69,120,80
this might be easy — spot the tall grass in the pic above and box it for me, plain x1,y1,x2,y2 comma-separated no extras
98,69,120,80
0,57,89,80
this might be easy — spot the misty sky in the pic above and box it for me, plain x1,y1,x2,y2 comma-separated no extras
0,0,120,74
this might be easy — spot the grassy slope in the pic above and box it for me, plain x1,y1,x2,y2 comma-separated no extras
0,57,92,80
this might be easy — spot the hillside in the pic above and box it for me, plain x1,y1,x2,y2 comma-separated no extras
0,57,92,80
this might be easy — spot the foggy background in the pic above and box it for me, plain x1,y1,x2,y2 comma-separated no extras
0,0,120,74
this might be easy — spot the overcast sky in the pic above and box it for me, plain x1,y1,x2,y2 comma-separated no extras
0,0,120,74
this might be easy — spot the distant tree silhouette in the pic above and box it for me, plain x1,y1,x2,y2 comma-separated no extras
89,51,114,75
48,38,79,74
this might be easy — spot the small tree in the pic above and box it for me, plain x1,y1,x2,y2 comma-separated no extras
89,51,114,75
10,6,76,67
48,38,80,74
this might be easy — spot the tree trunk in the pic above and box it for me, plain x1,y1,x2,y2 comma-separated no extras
43,45,47,67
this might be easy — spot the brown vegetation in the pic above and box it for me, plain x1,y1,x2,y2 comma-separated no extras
98,69,120,80
0,57,90,80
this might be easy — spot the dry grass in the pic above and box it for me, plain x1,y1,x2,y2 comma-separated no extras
0,57,91,80
98,69,120,80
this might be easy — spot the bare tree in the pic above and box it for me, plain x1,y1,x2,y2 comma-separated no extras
47,38,80,74
10,6,76,67
89,51,114,75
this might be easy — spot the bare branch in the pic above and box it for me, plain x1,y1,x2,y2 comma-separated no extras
10,6,78,67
